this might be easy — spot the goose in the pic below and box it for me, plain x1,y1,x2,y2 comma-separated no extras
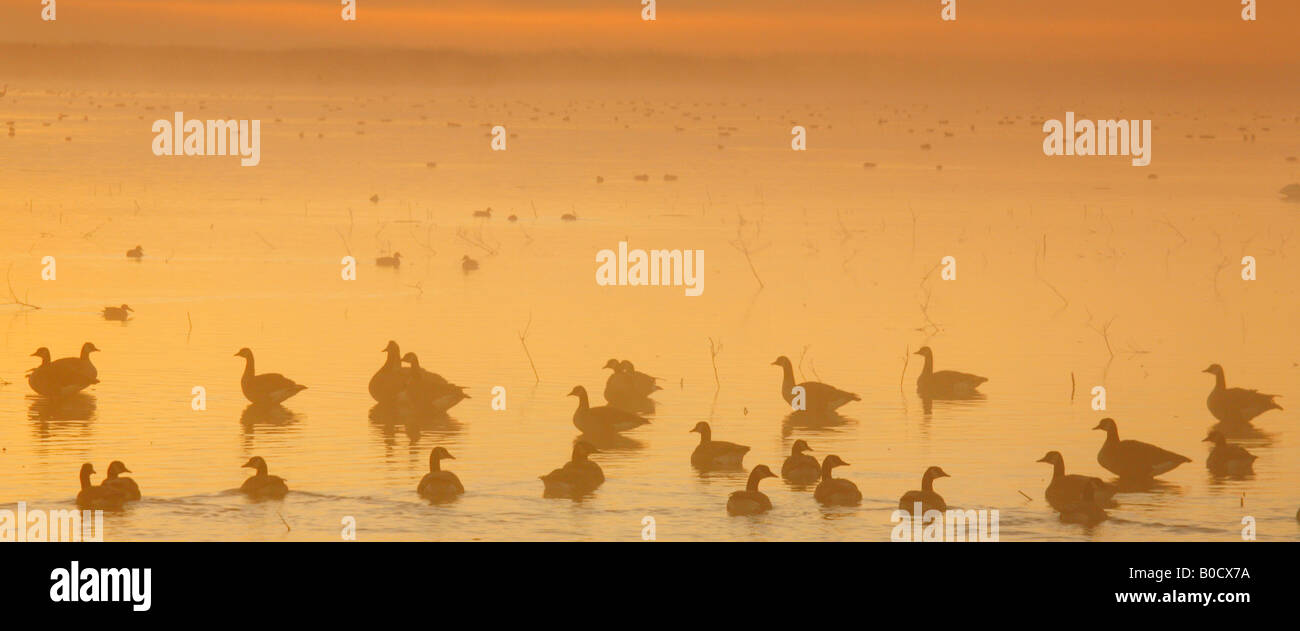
540,442,604,497
689,421,750,469
813,455,862,505
568,385,648,433
234,348,307,405
473,207,492,218
1203,431,1257,474
76,463,127,511
101,304,133,321
726,465,777,515
619,360,661,397
1036,451,1116,510
601,359,661,402
417,446,465,501
461,255,478,272
507,214,518,222
560,212,577,221
401,352,469,412
52,342,100,382
1093,418,1191,479
1203,364,1281,424
781,439,820,483
126,245,143,259
27,347,93,397
240,456,289,499
771,356,860,413
1058,479,1108,525
375,252,402,268
1281,183,1300,201
102,460,141,501
914,346,986,398
898,466,949,514
368,340,409,404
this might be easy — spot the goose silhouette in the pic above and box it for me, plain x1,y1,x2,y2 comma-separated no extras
461,255,478,272
727,465,777,516
76,463,127,511
126,245,143,259
234,348,307,405
898,466,949,513
689,421,749,469
813,455,862,505
602,358,661,402
1203,431,1256,475
401,352,469,412
1203,364,1281,424
1093,418,1190,479
27,346,98,397
375,252,402,268
1036,451,1117,510
417,447,465,501
771,356,859,413
368,341,409,404
540,442,604,497
102,460,141,501
781,439,820,483
240,456,289,499
101,304,133,321
1058,479,1108,525
568,385,648,433
914,346,986,399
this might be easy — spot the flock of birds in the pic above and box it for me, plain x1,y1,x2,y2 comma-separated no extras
25,334,1292,527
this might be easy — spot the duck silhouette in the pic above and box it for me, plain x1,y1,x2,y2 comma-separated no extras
602,358,661,402
369,341,409,404
101,304,133,321
417,446,465,501
541,442,604,498
1203,431,1256,475
771,356,859,414
76,463,127,511
1036,451,1117,510
1093,418,1190,480
914,347,986,399
813,455,862,505
402,352,469,412
240,456,289,499
781,439,820,483
689,421,749,469
375,252,402,268
727,465,777,515
1203,364,1281,424
568,385,648,433
234,348,307,405
102,460,141,501
126,245,143,259
898,466,949,513
461,255,478,272
30,344,100,397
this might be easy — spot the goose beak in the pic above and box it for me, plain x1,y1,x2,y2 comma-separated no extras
1091,423,1103,430
1201,434,1213,442
1035,456,1049,463
122,467,132,473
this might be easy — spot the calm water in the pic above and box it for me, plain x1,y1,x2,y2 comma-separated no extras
1,84,1298,540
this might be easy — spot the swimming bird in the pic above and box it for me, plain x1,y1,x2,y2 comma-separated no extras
601,358,661,402
101,304,133,321
32,343,101,396
417,446,465,501
1203,431,1257,475
126,245,143,259
1093,418,1191,479
727,465,777,516
102,460,141,501
473,207,492,218
368,340,409,404
689,421,750,469
76,463,127,511
461,255,478,272
898,466,949,514
240,456,289,499
540,442,604,497
1203,364,1281,424
781,439,820,483
1057,479,1108,526
1280,183,1300,201
375,252,402,268
619,360,661,397
771,356,860,413
914,346,986,399
568,385,648,433
813,455,862,505
1036,451,1116,511
401,352,469,412
234,348,307,405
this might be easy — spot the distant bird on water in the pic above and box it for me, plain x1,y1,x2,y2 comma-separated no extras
1036,451,1116,511
914,346,986,399
473,207,492,218
101,304,133,321
727,465,777,516
1280,183,1300,201
417,447,465,501
689,421,749,469
461,255,478,272
771,355,859,414
540,442,604,498
103,461,142,501
1203,364,1281,424
1093,418,1191,480
781,439,820,483
126,245,143,259
76,463,127,511
813,455,862,505
234,348,307,405
1203,431,1256,475
240,456,289,499
568,385,648,433
898,466,950,514
375,252,402,268
602,358,661,402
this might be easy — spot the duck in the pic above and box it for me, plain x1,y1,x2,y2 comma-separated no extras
1058,479,1108,526
102,460,141,501
76,463,127,511
726,465,777,515
771,355,860,413
601,358,661,402
126,245,143,259
1203,431,1257,474
240,456,289,499
781,439,820,483
813,455,862,505
375,252,402,268
898,466,949,514
1093,418,1191,479
101,304,133,321
914,346,987,398
1036,451,1117,510
234,348,307,405
401,352,469,412
368,340,409,404
540,442,604,497
27,347,96,397
568,385,648,433
473,207,492,218
54,342,100,382
689,421,750,469
619,360,661,397
416,446,465,501
461,255,478,272
1203,364,1281,424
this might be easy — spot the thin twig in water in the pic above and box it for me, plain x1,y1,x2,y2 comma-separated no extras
277,511,291,532
518,312,539,384
900,345,910,393
708,337,722,391
3,264,40,310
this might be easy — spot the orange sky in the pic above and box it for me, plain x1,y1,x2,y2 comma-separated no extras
0,0,1296,64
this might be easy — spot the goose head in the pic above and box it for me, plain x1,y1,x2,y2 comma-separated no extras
234,347,254,360
392,252,402,259
461,255,473,262
1202,431,1227,446
401,352,420,367
791,439,812,455
118,304,133,312
1036,451,1064,466
688,421,712,438
619,360,636,373
821,454,849,470
1202,364,1224,376
602,358,621,371
107,461,131,478
748,464,777,485
242,456,269,474
566,385,588,398
80,462,97,477
80,342,100,356
31,347,51,362
1092,418,1118,434
913,346,934,359
770,356,793,369
382,340,400,353
429,446,454,470
923,466,950,482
